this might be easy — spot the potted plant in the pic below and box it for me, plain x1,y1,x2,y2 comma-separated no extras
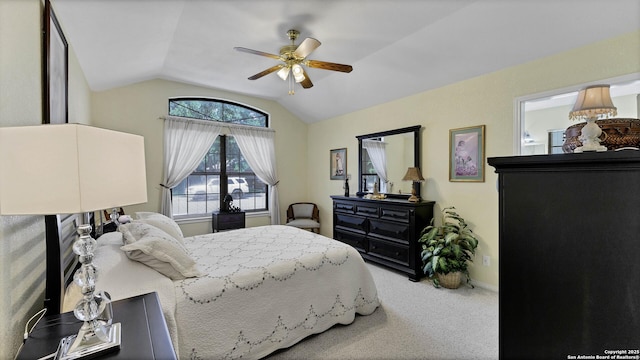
419,206,479,288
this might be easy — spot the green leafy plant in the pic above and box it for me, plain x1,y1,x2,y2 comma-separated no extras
419,207,479,288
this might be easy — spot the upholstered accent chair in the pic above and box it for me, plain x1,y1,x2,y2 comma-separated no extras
286,202,320,233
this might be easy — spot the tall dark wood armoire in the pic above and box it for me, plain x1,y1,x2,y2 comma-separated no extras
488,151,640,360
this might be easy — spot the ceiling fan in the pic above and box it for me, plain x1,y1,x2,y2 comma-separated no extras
234,29,353,95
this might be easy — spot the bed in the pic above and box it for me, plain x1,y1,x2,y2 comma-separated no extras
47,212,379,359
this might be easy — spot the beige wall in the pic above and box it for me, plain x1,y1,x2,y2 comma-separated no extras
0,0,92,357
307,30,640,289
90,79,309,236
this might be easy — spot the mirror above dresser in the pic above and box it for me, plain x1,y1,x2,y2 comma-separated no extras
356,125,421,199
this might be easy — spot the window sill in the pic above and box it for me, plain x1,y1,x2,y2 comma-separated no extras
174,211,270,225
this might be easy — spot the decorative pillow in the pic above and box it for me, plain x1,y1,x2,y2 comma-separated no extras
97,231,124,246
134,211,184,244
119,222,201,280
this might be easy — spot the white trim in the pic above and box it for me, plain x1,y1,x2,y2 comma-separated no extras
514,72,640,155
469,279,499,293
174,210,270,225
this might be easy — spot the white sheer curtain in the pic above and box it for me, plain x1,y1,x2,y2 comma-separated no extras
362,139,389,192
161,116,223,217
229,126,280,225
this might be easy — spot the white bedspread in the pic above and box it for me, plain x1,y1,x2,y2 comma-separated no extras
84,225,379,360
178,225,379,359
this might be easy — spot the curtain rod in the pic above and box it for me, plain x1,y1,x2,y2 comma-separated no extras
159,115,275,133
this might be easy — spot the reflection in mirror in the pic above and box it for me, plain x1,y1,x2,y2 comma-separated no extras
357,125,421,199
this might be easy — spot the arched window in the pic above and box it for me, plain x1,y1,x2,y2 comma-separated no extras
168,98,269,217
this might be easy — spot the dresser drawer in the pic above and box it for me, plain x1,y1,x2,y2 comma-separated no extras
334,229,367,253
368,238,409,266
355,205,379,217
334,201,355,214
335,213,368,234
369,219,411,243
380,207,411,223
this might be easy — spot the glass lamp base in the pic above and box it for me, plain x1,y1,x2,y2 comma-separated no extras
56,322,121,360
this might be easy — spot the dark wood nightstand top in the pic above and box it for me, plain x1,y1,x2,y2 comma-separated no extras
16,292,176,360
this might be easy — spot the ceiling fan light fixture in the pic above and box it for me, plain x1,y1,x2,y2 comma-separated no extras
235,28,351,95
277,66,290,81
292,64,305,83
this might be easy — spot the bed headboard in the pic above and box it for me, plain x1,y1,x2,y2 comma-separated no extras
44,212,95,315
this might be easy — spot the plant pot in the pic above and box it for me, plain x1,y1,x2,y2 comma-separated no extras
436,272,462,289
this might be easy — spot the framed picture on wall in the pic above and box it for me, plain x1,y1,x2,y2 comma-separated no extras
43,0,68,124
449,125,485,182
330,148,347,180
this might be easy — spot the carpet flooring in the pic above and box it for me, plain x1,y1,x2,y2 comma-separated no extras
266,263,498,360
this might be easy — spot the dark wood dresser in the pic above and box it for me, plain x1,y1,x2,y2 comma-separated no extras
331,195,434,281
488,151,640,360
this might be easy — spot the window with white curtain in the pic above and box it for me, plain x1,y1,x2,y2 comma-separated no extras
168,98,268,217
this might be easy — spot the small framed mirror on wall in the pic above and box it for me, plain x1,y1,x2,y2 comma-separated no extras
356,125,421,199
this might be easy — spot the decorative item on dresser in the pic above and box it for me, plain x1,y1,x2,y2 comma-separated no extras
568,84,617,152
488,151,640,360
331,195,434,281
563,118,640,153
401,167,425,202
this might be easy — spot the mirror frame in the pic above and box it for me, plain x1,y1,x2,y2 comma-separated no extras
356,125,421,199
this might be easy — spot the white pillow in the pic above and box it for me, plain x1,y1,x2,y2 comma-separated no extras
134,212,184,244
119,222,201,280
97,231,124,246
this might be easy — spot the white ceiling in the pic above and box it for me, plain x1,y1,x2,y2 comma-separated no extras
53,0,640,123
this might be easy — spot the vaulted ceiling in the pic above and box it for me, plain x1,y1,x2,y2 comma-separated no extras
53,0,640,123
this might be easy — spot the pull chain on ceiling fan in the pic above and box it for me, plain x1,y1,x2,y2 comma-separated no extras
234,29,353,95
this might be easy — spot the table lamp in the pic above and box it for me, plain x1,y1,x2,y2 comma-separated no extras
401,167,425,202
0,124,147,359
569,84,617,152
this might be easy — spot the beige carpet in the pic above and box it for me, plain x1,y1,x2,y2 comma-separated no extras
266,263,498,360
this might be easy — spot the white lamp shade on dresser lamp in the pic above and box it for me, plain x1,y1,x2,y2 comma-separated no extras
0,123,147,359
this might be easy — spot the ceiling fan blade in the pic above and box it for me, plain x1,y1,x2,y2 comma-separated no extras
294,38,321,59
248,64,284,80
300,69,313,89
234,47,281,60
305,60,353,73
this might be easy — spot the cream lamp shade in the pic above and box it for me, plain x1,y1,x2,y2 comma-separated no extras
0,124,147,215
569,85,617,121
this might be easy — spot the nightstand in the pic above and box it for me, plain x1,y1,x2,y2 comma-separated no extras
16,292,176,360
212,211,245,232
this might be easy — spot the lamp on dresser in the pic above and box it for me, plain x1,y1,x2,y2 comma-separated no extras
569,84,617,152
0,124,147,359
401,167,425,202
